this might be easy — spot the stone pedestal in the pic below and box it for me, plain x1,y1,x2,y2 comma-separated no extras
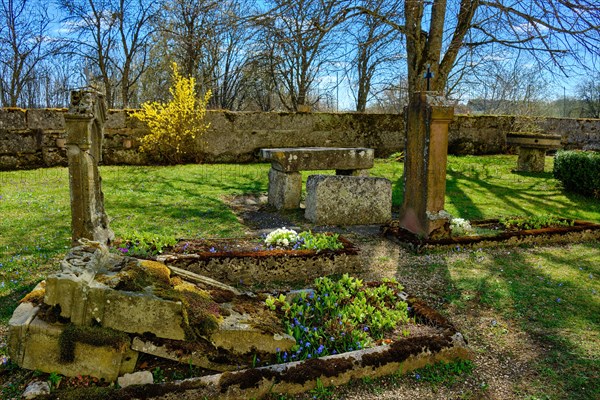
506,133,562,172
65,90,114,245
399,92,454,239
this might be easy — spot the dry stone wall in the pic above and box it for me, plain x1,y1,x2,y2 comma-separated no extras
1,107,599,170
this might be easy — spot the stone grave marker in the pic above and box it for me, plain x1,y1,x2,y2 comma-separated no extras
64,90,114,246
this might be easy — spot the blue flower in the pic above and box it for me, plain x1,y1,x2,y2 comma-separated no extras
317,345,325,354
363,326,369,331
415,373,421,380
209,247,216,253
305,341,311,348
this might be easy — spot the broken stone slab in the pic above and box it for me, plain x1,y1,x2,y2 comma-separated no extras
305,175,392,225
44,243,187,340
131,337,239,372
44,268,187,341
8,302,138,381
164,265,244,296
210,307,296,355
260,147,374,172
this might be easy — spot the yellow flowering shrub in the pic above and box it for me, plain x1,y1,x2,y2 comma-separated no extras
133,63,211,164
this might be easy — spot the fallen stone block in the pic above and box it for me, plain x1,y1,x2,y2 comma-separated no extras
117,371,154,388
305,175,392,225
9,303,138,381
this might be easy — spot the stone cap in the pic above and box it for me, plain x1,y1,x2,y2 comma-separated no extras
506,133,562,149
260,147,374,172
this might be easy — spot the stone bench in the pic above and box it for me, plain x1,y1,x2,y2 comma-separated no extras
259,147,375,209
305,175,392,225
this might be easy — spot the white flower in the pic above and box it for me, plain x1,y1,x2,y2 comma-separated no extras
450,218,474,236
265,227,299,247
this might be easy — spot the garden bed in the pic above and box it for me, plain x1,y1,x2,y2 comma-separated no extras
156,236,362,287
384,219,600,251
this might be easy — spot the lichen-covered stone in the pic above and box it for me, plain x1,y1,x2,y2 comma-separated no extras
305,175,392,225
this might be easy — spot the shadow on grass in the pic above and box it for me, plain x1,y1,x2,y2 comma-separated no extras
421,243,600,399
444,169,600,221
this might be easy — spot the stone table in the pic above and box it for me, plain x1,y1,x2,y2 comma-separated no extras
259,147,375,210
506,133,562,172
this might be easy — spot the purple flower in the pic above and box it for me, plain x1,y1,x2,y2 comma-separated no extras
209,247,216,253
118,247,129,253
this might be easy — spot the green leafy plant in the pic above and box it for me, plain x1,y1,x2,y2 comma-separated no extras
152,367,165,383
267,274,408,362
48,372,62,390
500,215,574,231
114,231,177,256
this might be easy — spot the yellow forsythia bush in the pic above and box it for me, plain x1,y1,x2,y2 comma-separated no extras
133,62,211,164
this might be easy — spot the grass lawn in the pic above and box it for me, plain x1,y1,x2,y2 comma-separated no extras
0,154,599,399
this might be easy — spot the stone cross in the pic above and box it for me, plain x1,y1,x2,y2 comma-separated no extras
65,90,114,246
399,91,454,239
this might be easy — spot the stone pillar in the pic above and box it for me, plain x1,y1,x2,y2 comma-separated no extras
65,90,114,246
399,92,454,239
268,168,302,210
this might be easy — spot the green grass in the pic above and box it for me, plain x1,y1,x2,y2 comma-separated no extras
1,155,599,399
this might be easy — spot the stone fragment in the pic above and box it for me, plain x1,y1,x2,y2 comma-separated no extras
117,371,154,388
22,381,51,399
210,308,295,355
305,175,392,225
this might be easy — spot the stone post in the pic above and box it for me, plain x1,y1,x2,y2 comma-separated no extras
65,90,114,246
399,92,454,239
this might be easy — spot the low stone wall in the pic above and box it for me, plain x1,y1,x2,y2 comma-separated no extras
1,107,599,170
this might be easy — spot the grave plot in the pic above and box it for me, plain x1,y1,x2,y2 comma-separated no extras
384,217,600,252
153,234,362,287
9,242,469,399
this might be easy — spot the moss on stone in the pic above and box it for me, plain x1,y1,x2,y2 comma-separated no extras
20,283,46,305
58,324,130,364
114,260,171,292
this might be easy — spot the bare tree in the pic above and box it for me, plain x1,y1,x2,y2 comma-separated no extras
0,0,62,107
344,0,403,112
113,0,158,108
255,0,346,111
58,0,157,108
58,0,117,106
576,72,600,118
